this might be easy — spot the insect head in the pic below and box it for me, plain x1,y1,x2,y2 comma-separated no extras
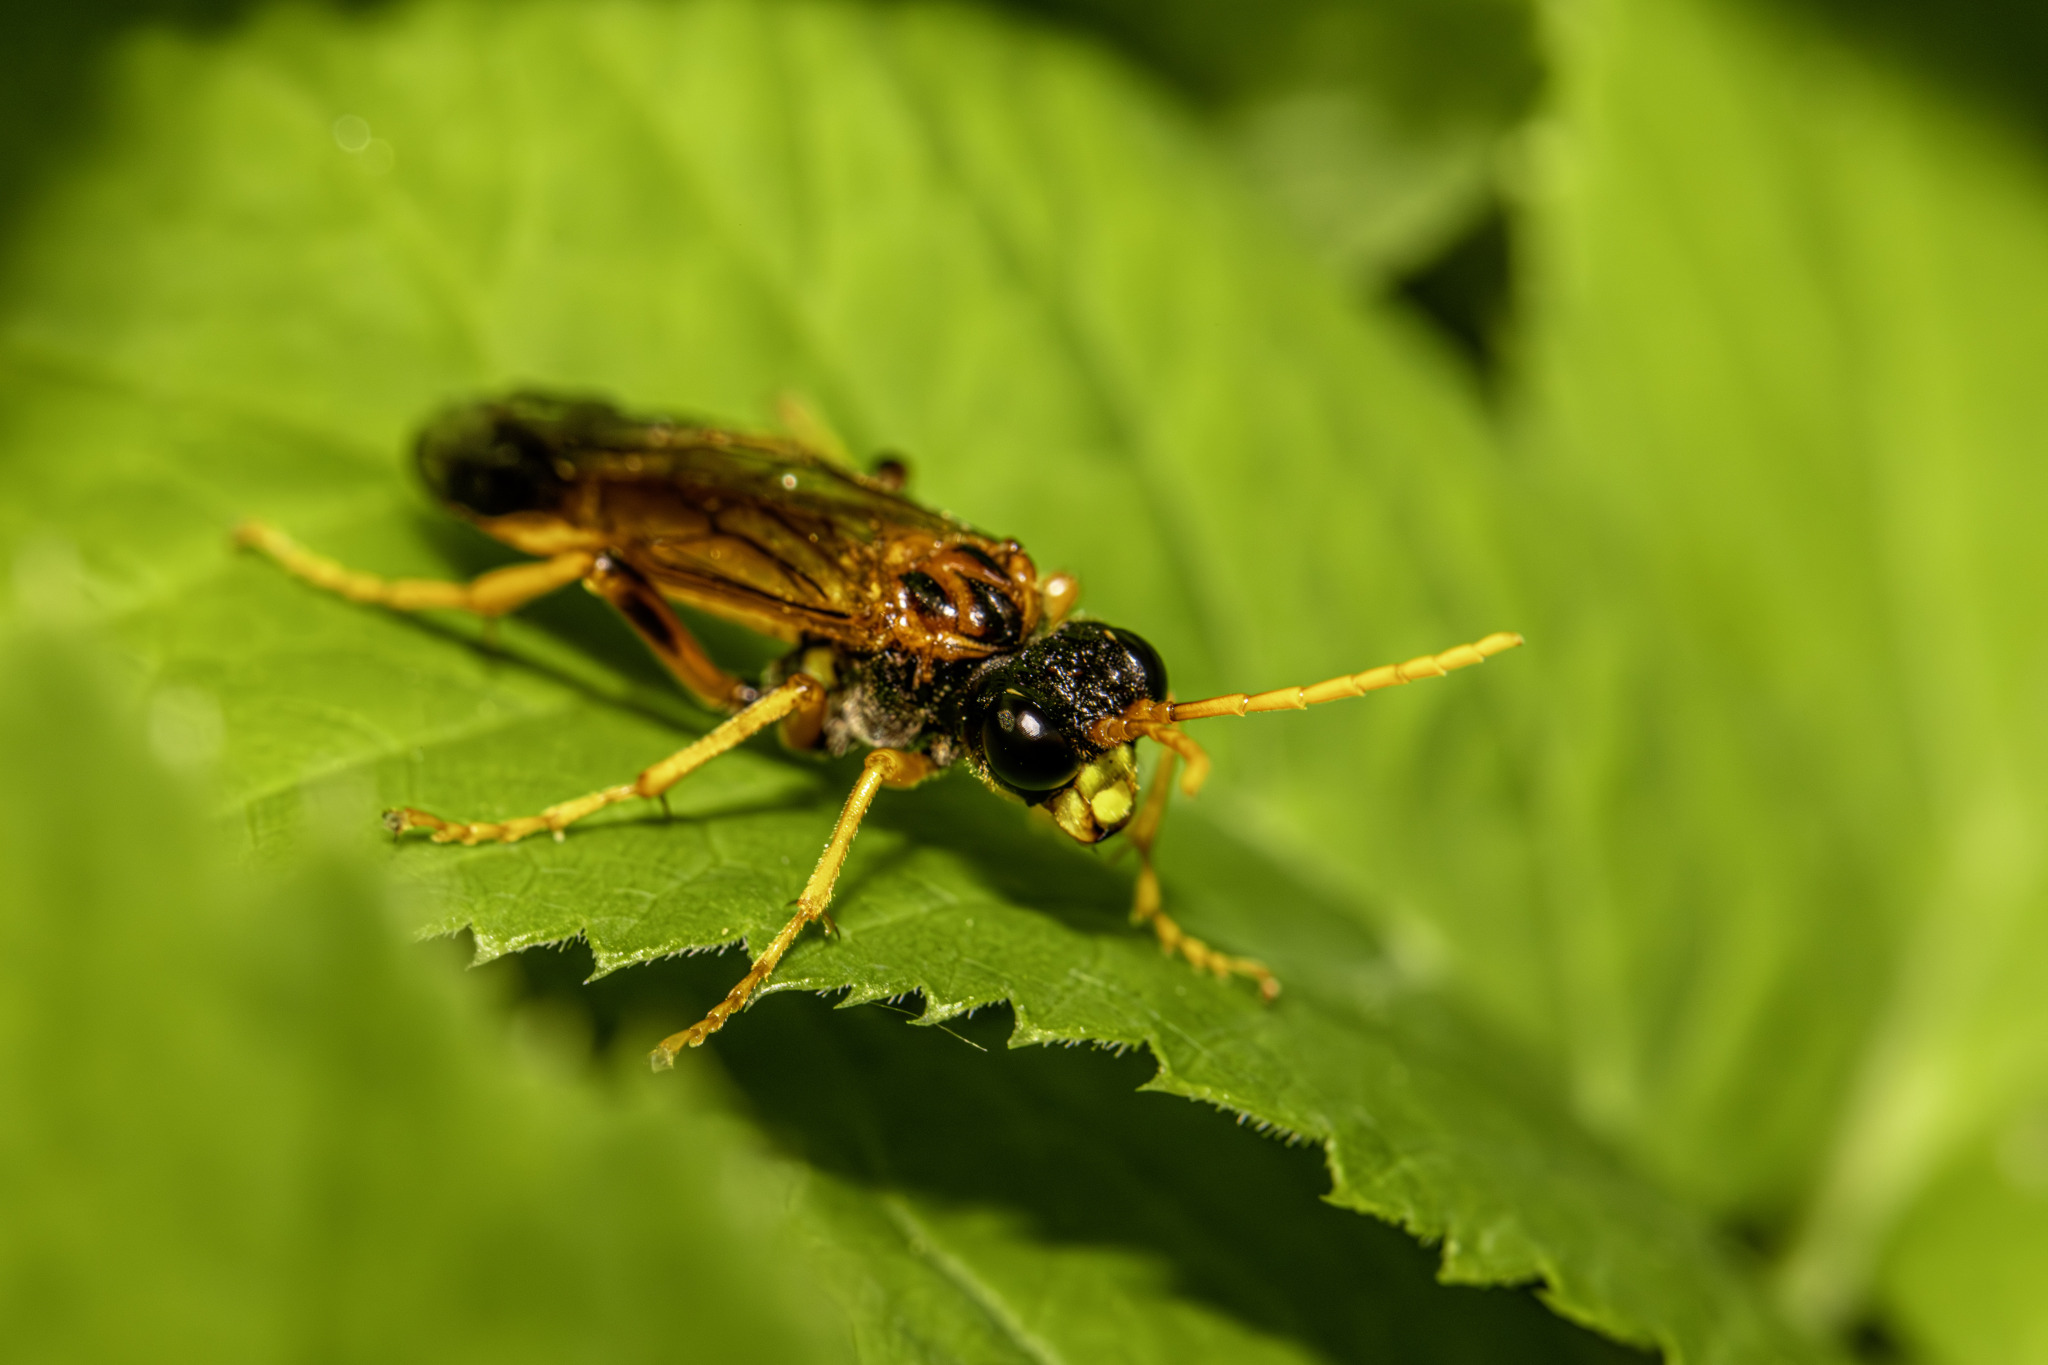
961,620,1170,844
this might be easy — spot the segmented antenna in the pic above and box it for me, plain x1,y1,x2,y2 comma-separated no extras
1092,631,1523,757
1168,631,1523,721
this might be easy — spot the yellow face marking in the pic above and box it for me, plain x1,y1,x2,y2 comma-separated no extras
1090,784,1133,828
1048,745,1139,844
1050,788,1091,842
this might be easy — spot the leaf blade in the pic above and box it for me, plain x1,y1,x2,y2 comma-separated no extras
0,2,1826,1360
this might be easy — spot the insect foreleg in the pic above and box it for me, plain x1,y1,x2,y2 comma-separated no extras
1126,747,1278,1001
235,520,594,616
649,747,937,1067
1142,723,1211,796
385,676,825,845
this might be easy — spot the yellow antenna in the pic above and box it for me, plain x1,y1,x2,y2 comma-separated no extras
1091,632,1523,796
1165,631,1523,721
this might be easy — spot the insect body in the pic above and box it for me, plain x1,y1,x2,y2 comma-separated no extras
237,391,1521,1067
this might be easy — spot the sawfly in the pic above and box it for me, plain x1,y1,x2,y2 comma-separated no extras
238,392,1521,1067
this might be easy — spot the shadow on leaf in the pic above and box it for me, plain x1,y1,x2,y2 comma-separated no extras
485,935,1648,1365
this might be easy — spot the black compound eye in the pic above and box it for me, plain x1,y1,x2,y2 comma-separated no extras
1109,628,1169,701
979,688,1081,792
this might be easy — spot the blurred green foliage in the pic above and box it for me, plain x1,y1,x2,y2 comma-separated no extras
1519,3,2048,1356
1003,0,1540,286
1,0,2046,1362
0,627,845,1363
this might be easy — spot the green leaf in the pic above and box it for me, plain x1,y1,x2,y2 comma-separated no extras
1515,0,2048,1340
0,1,1821,1361
0,627,847,1363
0,619,1621,1365
1878,1114,2048,1365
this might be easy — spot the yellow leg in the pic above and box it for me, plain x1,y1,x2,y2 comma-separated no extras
386,677,825,845
1127,748,1279,1001
650,748,935,1066
235,520,594,616
1143,722,1212,796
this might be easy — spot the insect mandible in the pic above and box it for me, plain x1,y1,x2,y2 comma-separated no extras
237,391,1522,1067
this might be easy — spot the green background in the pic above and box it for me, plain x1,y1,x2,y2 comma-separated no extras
3,0,2045,1361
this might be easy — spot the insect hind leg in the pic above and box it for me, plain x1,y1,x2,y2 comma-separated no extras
235,520,594,617
1127,747,1278,1000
